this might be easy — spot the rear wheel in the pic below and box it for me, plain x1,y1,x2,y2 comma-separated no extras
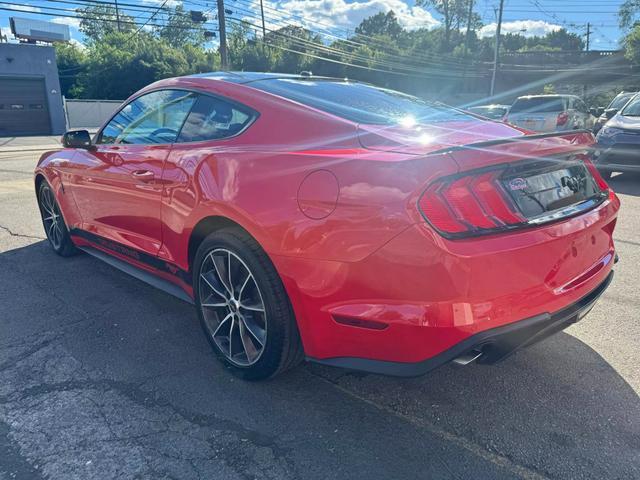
37,181,77,257
193,230,303,380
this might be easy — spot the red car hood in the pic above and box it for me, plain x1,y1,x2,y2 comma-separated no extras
357,120,526,155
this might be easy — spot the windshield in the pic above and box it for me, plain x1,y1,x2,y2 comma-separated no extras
249,79,472,125
610,93,635,110
621,95,640,116
510,97,566,114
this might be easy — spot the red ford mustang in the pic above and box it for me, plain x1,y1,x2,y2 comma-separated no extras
35,72,619,379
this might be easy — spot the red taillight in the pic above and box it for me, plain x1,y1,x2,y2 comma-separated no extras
418,168,526,238
556,112,569,126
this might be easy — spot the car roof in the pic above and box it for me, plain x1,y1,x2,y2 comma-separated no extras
187,71,344,84
470,104,510,109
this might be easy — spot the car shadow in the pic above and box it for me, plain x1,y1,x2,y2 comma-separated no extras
1,241,638,479
609,171,640,196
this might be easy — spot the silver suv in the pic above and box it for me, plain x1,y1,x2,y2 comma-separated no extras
505,95,594,133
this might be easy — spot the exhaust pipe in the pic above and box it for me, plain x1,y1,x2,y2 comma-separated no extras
452,349,483,366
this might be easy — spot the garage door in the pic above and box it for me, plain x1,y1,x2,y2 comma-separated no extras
0,77,51,136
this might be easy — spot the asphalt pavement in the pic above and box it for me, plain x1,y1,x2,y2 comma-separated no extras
0,140,638,479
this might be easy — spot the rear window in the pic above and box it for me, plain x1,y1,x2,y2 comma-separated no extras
510,98,565,114
621,95,640,116
249,79,471,125
610,93,634,110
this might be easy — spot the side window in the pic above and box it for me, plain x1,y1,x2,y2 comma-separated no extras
177,94,255,143
98,90,196,145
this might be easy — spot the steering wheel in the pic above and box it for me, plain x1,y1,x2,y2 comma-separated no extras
150,128,179,141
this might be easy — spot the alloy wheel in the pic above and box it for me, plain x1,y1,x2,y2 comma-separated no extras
40,185,64,250
198,248,268,367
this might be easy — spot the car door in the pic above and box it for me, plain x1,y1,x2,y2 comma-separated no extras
67,89,197,254
574,98,592,129
157,92,258,267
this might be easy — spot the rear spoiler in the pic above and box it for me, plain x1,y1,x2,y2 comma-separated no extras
427,129,594,156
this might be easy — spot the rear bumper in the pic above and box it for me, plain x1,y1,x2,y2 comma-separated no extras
308,270,613,376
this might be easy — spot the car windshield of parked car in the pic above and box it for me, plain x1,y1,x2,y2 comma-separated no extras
609,93,634,110
249,79,472,125
510,98,565,113
621,96,640,116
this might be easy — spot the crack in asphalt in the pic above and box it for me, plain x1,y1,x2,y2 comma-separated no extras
0,223,44,241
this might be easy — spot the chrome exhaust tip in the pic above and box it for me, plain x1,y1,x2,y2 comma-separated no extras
452,349,483,366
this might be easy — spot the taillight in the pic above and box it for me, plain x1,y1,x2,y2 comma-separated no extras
418,168,526,238
556,112,569,126
418,153,610,239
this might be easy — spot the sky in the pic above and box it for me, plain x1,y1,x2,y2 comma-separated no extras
0,0,627,51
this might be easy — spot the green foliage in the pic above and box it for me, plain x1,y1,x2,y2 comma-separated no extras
355,11,403,39
619,0,640,29
624,24,640,64
155,4,207,48
77,5,135,41
55,42,87,97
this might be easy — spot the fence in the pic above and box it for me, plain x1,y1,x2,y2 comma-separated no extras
64,98,122,130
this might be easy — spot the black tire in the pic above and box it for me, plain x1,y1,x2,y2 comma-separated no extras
37,181,78,257
193,229,304,380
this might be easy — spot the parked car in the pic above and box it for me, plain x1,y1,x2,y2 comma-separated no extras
505,94,594,132
592,91,638,134
467,104,510,120
35,72,619,380
594,93,640,178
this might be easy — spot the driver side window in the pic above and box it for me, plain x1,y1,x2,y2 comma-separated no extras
98,90,196,145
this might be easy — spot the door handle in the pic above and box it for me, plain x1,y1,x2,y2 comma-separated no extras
131,170,155,182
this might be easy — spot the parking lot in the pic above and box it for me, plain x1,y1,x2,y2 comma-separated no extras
0,140,639,479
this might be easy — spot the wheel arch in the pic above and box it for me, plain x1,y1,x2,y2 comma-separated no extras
188,215,260,274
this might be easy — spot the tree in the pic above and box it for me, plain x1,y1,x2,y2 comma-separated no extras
55,42,87,97
624,24,640,64
415,0,468,50
355,11,403,39
77,4,135,41
156,5,206,48
619,0,640,29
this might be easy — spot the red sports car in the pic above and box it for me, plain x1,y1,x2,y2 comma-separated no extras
35,72,619,379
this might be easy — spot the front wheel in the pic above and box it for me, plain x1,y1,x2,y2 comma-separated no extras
193,230,303,380
37,181,77,257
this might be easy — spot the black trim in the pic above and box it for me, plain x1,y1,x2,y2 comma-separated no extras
70,228,191,286
79,246,193,305
307,270,614,377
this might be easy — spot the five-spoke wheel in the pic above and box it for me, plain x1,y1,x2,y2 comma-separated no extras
37,181,77,257
199,248,267,366
194,230,303,379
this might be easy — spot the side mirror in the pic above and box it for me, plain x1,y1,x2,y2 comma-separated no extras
604,108,618,119
589,107,603,117
62,130,92,149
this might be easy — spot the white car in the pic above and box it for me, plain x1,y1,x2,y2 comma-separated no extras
505,95,595,133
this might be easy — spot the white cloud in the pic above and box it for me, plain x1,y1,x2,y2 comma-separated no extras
51,17,81,29
478,20,562,38
243,0,439,36
4,5,41,13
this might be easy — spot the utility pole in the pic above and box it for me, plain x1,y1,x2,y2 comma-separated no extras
490,0,505,97
114,0,121,32
259,0,266,39
217,0,228,69
464,0,474,55
585,22,591,52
